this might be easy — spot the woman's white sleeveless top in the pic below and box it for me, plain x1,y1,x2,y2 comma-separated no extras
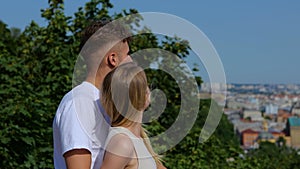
105,127,157,169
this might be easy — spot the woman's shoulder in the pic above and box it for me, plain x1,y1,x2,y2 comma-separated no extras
106,131,135,158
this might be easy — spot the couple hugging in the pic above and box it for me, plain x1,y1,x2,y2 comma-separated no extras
53,19,166,169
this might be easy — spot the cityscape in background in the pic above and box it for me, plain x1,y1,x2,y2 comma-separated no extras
200,83,300,151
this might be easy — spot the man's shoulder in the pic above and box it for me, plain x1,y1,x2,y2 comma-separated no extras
55,82,99,120
62,82,97,102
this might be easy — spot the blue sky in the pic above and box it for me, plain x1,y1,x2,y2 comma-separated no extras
1,0,299,84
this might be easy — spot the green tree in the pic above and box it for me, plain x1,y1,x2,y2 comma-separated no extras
0,0,195,168
162,99,242,169
0,0,129,168
243,142,300,169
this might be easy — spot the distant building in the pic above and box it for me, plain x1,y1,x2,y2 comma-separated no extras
265,104,278,115
268,122,286,133
256,131,275,143
243,110,263,121
256,121,285,144
241,120,285,149
235,120,262,134
277,109,292,123
227,100,245,109
292,107,300,116
241,129,259,148
200,82,227,93
284,136,292,147
291,102,300,116
270,131,286,141
224,109,241,125
286,117,300,149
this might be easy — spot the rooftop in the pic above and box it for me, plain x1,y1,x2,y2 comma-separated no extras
288,117,300,126
257,131,274,140
242,129,259,134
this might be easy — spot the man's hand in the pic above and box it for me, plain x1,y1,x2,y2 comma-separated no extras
64,149,91,169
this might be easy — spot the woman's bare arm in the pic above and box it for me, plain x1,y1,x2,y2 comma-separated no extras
100,134,135,169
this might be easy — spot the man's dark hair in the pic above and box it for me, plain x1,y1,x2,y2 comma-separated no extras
79,18,131,55
79,18,111,51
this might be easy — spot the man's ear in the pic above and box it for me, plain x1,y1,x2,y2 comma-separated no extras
107,52,118,67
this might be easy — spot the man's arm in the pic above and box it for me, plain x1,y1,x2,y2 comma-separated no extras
64,149,91,169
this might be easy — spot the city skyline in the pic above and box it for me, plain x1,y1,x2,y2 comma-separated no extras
1,0,299,84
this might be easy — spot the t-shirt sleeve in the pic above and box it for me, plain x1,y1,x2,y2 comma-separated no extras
58,98,94,155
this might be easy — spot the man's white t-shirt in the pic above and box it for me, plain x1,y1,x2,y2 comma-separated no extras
53,82,110,169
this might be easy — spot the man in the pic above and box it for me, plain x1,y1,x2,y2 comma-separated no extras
53,19,132,169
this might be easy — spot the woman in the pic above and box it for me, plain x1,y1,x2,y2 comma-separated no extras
100,62,165,169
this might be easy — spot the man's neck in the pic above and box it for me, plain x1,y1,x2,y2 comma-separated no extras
85,75,103,89
85,66,110,89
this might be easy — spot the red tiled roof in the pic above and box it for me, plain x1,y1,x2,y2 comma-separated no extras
270,131,284,135
242,129,259,134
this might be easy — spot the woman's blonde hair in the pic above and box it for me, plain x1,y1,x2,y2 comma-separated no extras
101,62,162,165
